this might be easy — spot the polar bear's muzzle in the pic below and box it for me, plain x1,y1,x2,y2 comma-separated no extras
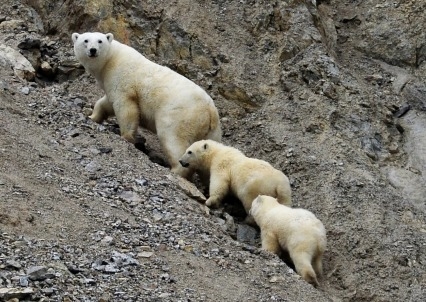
89,48,98,57
179,160,189,168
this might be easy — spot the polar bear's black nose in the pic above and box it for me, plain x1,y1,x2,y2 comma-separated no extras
89,48,97,56
179,160,189,168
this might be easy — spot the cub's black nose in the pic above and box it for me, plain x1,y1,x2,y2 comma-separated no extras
89,48,97,56
179,160,189,168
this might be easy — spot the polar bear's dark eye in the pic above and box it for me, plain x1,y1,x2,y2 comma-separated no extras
188,151,192,154
84,39,88,43
98,40,102,43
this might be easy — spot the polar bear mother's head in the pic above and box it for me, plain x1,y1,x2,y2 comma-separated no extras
72,32,114,64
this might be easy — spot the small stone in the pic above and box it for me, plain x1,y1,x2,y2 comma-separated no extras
0,80,8,90
152,212,163,222
236,224,258,245
119,191,142,203
100,236,114,246
72,98,85,108
111,251,139,267
0,20,25,31
83,107,92,116
98,147,112,154
20,87,30,95
137,251,154,258
99,293,111,302
223,213,236,233
27,266,48,281
0,287,34,300
68,129,80,138
135,178,148,186
269,275,286,283
19,276,29,287
41,287,54,295
389,142,399,154
40,61,54,77
85,161,100,173
184,245,193,253
89,148,101,155
82,278,96,285
168,174,206,202
6,260,21,270
104,264,119,273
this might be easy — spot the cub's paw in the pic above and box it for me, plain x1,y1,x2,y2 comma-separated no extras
205,198,220,208
89,113,103,124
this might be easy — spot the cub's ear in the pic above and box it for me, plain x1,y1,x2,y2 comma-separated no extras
72,33,79,43
106,33,114,42
203,143,208,150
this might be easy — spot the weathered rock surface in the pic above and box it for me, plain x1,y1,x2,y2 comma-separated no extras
0,0,425,301
0,44,35,80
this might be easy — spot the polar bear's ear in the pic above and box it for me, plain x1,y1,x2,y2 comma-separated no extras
203,143,208,150
72,33,79,43
106,33,114,42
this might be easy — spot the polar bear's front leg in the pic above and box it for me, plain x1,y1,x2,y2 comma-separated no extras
89,95,114,123
261,231,281,256
112,96,140,144
158,133,194,179
206,173,229,208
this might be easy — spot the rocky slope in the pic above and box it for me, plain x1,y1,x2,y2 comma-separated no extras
1,0,425,301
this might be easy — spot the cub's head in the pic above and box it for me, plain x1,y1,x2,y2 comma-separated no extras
179,140,213,169
250,195,279,217
72,32,113,63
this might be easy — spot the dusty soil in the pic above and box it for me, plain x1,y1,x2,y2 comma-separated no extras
1,0,425,301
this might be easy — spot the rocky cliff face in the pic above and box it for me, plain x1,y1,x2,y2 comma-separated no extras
1,0,425,301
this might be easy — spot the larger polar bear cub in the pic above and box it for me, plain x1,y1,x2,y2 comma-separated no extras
178,140,292,215
72,32,221,177
250,195,327,287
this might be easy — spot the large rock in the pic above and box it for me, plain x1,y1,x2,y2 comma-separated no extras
0,44,35,80
386,110,426,208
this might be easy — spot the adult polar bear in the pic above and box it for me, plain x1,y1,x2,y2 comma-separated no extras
72,32,221,177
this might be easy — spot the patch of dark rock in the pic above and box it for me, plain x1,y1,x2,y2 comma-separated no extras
395,123,405,134
393,103,411,118
18,38,41,50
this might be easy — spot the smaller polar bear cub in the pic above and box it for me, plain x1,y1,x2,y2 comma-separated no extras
178,140,292,216
250,195,327,287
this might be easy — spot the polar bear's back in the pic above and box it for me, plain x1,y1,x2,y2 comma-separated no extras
263,206,326,245
230,156,287,190
108,40,215,106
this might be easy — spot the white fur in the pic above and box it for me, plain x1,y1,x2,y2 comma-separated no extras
178,140,292,218
72,32,221,177
250,195,327,286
